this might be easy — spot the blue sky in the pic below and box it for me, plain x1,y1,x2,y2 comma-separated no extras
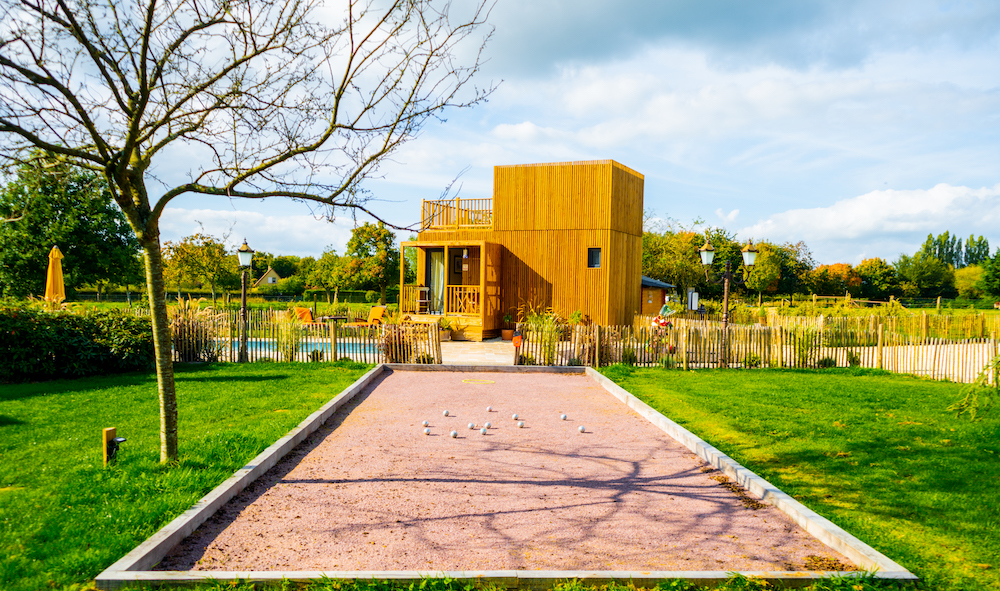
162,0,1000,265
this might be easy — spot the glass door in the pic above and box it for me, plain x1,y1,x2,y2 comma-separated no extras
426,248,445,313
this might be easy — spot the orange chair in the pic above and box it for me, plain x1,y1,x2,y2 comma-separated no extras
294,307,316,323
345,305,386,327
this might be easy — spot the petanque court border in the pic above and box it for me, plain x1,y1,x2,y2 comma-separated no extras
95,364,917,589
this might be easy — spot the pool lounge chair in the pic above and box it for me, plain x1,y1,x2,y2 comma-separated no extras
345,305,386,327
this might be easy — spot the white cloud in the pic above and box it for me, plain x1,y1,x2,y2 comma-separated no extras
715,208,740,223
738,183,1000,264
159,208,357,258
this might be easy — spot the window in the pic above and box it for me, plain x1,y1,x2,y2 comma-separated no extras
587,247,601,268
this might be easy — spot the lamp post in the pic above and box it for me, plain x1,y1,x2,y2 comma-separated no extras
699,239,758,368
237,239,255,363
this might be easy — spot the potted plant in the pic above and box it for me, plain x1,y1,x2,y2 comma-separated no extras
438,316,452,341
500,313,514,341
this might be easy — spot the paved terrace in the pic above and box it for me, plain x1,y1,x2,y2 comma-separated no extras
440,338,515,365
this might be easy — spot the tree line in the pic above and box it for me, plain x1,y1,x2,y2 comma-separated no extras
642,220,999,301
0,156,406,303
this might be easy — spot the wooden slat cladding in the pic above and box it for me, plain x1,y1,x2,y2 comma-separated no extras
413,160,644,331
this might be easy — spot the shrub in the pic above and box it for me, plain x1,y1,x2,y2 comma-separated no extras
567,357,584,366
658,355,676,369
817,356,837,368
742,353,762,369
415,353,435,364
365,290,379,303
846,350,861,367
0,303,154,382
518,353,536,365
308,349,324,363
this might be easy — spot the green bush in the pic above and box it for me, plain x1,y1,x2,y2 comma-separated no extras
817,356,837,368
0,303,154,382
742,353,762,368
846,350,861,367
365,290,379,303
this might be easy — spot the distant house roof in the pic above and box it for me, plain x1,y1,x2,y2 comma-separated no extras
641,275,675,290
253,267,282,288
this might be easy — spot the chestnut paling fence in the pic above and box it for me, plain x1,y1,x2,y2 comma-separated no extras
166,308,441,364
162,306,998,383
517,317,1000,384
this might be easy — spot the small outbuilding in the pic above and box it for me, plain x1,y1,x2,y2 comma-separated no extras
640,275,675,316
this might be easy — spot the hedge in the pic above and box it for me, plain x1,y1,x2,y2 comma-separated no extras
0,304,155,383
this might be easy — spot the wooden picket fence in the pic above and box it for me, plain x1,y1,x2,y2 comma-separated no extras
167,308,441,364
518,318,999,384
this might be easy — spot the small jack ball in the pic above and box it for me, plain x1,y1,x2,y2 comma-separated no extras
422,420,429,427
484,422,492,429
423,428,431,435
443,410,450,417
468,423,475,430
487,406,493,412
578,425,585,433
560,414,567,421
450,430,458,438
511,413,518,420
480,428,487,435
517,421,525,428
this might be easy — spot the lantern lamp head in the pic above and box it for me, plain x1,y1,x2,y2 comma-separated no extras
237,239,255,268
698,240,715,266
741,240,758,267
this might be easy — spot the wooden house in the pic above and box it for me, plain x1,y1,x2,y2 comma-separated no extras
399,160,644,340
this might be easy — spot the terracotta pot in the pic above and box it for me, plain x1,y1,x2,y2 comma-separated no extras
501,329,514,341
438,329,451,341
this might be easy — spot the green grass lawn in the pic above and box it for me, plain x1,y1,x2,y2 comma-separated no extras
599,366,1000,591
0,362,372,591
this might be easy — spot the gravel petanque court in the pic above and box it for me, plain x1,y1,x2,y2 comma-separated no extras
157,369,854,573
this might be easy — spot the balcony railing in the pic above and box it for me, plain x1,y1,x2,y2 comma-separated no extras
421,197,492,229
400,284,481,316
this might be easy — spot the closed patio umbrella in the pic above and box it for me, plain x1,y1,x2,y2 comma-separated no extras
44,245,65,302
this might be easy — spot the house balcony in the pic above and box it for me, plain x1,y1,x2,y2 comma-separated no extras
421,197,492,230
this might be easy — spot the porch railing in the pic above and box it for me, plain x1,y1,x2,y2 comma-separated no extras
421,197,492,229
446,285,481,315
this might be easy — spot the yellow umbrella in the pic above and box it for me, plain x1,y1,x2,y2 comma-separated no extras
44,245,65,302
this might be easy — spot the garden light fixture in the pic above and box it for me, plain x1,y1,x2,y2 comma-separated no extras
698,238,758,368
237,239,255,268
238,240,254,362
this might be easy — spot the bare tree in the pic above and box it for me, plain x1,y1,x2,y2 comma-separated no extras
0,0,493,461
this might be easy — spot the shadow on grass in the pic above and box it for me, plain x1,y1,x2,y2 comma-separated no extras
0,415,24,426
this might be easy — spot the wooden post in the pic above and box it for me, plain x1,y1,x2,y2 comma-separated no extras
921,312,928,343
682,325,689,371
595,325,601,368
877,324,884,370
102,427,116,467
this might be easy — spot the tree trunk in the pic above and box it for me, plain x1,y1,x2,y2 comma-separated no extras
140,234,179,462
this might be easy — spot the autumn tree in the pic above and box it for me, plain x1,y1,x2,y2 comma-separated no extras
163,233,239,303
0,0,493,461
806,263,860,296
344,222,399,304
